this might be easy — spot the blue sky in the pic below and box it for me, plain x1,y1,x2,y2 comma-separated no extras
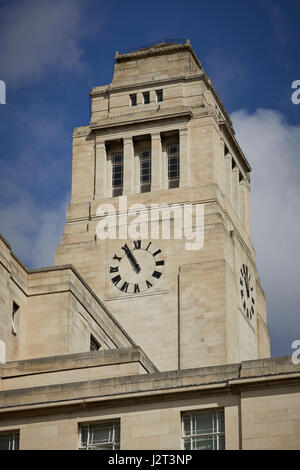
0,0,299,358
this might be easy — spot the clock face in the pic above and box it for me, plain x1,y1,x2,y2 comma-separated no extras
240,264,255,320
109,240,164,294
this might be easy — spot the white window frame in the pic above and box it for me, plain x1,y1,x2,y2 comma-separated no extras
181,410,225,450
111,152,123,196
167,143,179,187
79,421,120,450
139,148,151,192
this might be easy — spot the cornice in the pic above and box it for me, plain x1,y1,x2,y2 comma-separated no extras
90,109,193,132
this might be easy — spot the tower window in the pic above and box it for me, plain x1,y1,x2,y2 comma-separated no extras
139,148,151,193
182,410,225,450
143,92,150,104
12,301,19,336
156,89,163,102
79,421,120,450
130,94,137,106
90,335,101,351
167,144,179,188
111,153,123,197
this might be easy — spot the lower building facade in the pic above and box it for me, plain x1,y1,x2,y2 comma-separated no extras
0,353,300,450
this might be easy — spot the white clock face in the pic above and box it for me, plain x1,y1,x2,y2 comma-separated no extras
109,240,164,294
240,264,255,320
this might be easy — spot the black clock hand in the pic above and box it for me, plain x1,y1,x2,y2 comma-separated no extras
245,276,250,297
122,244,141,273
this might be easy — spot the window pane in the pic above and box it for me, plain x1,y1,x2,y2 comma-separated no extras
91,423,112,444
194,413,213,435
140,149,150,159
183,438,191,450
218,435,225,450
168,144,178,155
140,149,151,185
80,426,88,447
168,156,179,179
130,94,137,106
218,412,225,433
0,435,10,450
156,90,163,102
193,436,214,450
112,154,123,189
14,433,19,451
182,415,191,436
112,154,122,163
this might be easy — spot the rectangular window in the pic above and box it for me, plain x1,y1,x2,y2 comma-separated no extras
139,148,151,193
130,94,137,106
182,410,225,450
143,92,150,104
12,301,19,336
111,153,123,197
79,421,120,450
0,431,19,450
167,144,179,188
156,89,163,102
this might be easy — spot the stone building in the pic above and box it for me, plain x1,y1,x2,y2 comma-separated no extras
0,40,299,450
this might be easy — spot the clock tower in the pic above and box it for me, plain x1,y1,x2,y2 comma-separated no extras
55,40,270,371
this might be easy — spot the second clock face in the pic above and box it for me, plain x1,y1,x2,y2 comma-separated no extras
110,240,164,294
240,264,255,320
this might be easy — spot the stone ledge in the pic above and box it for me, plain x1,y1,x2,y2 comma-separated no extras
0,356,299,414
0,346,158,379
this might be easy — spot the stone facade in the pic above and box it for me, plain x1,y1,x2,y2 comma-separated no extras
0,40,299,450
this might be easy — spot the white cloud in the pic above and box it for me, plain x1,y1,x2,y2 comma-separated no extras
231,108,300,355
0,192,69,268
0,0,92,86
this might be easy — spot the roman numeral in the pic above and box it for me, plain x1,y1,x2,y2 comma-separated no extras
110,266,119,273
145,242,152,251
133,240,141,250
120,282,129,292
152,271,161,279
134,284,140,293
146,280,153,289
153,249,161,257
155,260,164,266
112,275,121,285
113,254,122,262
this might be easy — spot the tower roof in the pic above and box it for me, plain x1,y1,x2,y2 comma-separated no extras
112,39,202,86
